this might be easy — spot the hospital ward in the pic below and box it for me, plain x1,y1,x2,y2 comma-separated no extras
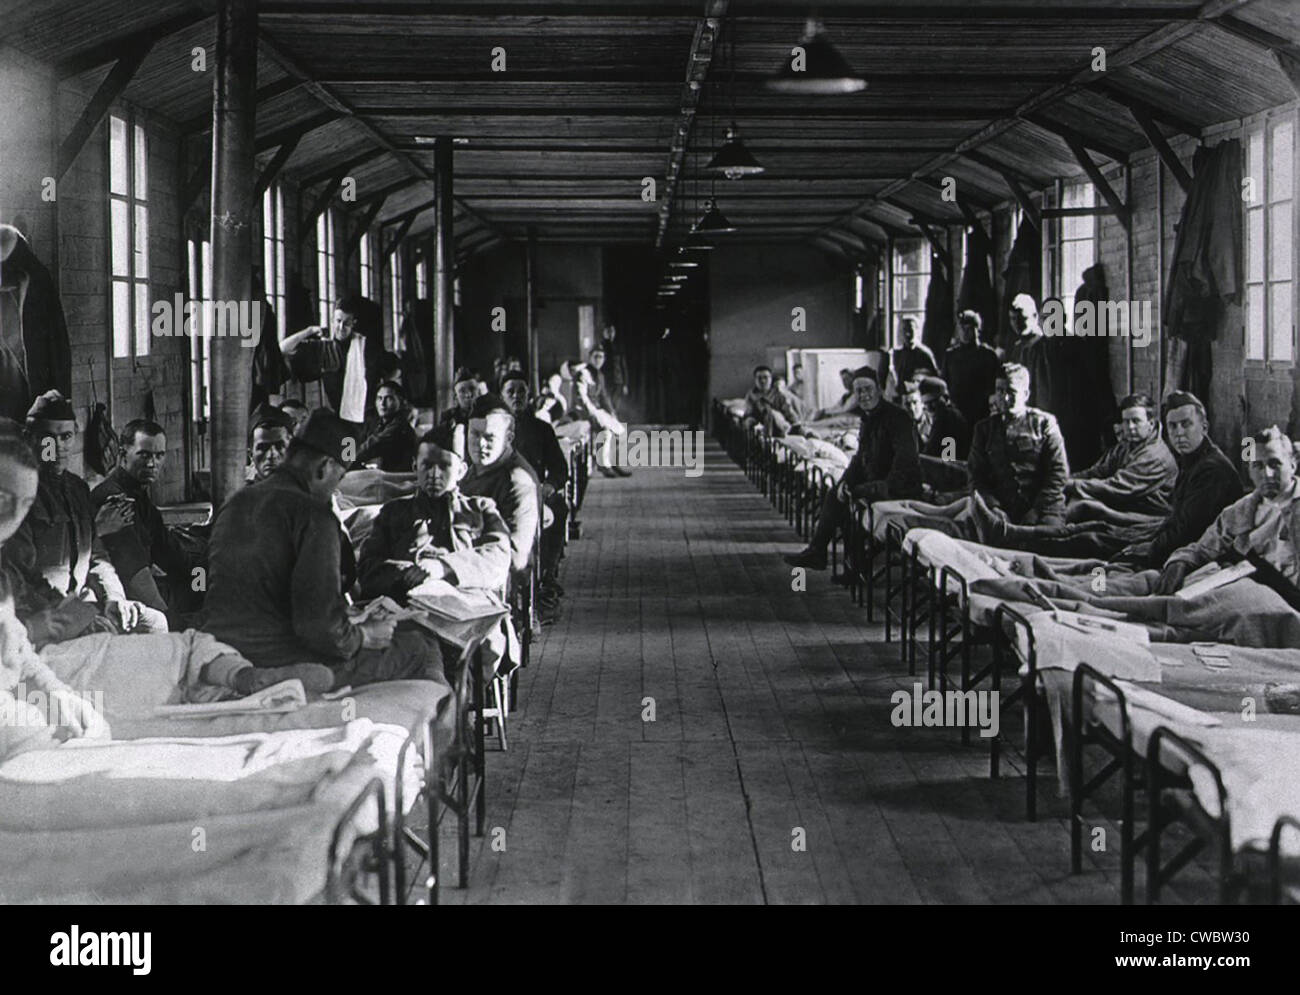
0,0,1299,918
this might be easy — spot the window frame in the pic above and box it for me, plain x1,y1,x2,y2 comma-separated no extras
891,237,932,347
107,112,150,360
262,184,288,343
1243,109,1296,368
1042,177,1099,329
316,207,338,327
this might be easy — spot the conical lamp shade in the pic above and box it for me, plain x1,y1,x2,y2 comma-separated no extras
705,125,766,179
766,22,866,95
694,199,738,235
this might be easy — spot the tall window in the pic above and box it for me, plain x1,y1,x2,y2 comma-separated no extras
1044,180,1097,325
186,236,212,426
415,256,428,299
358,231,375,299
1245,115,1295,364
261,184,287,341
892,239,931,345
109,114,149,358
316,208,337,326
389,249,404,350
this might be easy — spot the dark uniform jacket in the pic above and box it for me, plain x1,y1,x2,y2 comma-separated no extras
969,407,1069,523
461,451,540,574
923,401,972,461
432,404,472,450
892,343,939,385
843,400,923,502
90,467,194,584
941,341,1001,428
2,466,124,616
356,412,418,472
513,412,569,491
1144,437,1243,567
357,490,512,600
203,465,363,668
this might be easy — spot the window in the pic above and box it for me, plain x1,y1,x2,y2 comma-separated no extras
109,115,149,358
1245,115,1295,364
358,231,374,299
261,185,287,342
415,256,429,299
1044,180,1097,327
891,239,931,345
186,236,212,426
316,208,337,326
389,249,404,350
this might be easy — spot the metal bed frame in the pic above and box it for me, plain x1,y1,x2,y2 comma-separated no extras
1068,663,1147,904
326,776,393,905
391,629,496,905
990,603,1045,821
1145,726,1237,904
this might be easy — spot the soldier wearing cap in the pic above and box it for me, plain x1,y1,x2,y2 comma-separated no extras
785,365,922,570
2,391,165,645
203,409,452,694
433,366,481,452
357,434,511,601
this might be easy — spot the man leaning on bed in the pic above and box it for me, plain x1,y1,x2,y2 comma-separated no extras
202,409,453,693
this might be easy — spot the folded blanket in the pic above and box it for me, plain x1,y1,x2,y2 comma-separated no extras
0,720,383,832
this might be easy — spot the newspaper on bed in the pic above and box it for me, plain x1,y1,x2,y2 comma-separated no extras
1175,560,1256,600
152,679,307,718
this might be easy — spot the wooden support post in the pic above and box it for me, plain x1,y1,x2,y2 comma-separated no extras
1129,107,1193,194
1061,135,1131,231
432,136,456,412
207,0,257,509
526,226,538,393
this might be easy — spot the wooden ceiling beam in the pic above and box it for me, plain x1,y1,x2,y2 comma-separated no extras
811,0,1257,245
257,30,511,243
54,10,209,78
1128,106,1193,194
1060,135,1131,231
1023,113,1132,165
57,40,154,181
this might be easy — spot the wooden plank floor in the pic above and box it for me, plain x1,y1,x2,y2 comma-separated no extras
441,437,1218,905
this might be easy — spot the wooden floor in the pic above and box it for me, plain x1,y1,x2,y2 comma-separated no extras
443,436,1219,905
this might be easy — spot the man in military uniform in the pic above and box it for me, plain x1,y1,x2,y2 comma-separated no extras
869,363,1068,542
3,392,164,646
970,391,1241,566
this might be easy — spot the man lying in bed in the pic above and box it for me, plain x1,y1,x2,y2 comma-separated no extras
968,391,1240,567
203,410,452,693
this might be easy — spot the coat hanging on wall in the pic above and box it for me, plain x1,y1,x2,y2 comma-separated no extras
0,224,72,422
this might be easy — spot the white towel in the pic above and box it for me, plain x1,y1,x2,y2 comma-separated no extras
339,335,367,424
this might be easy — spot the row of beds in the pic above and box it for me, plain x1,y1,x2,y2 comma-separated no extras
713,397,1300,905
1,419,593,906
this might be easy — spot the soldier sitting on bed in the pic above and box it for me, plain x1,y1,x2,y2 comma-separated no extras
356,435,512,603
968,391,1242,567
1152,426,1300,598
